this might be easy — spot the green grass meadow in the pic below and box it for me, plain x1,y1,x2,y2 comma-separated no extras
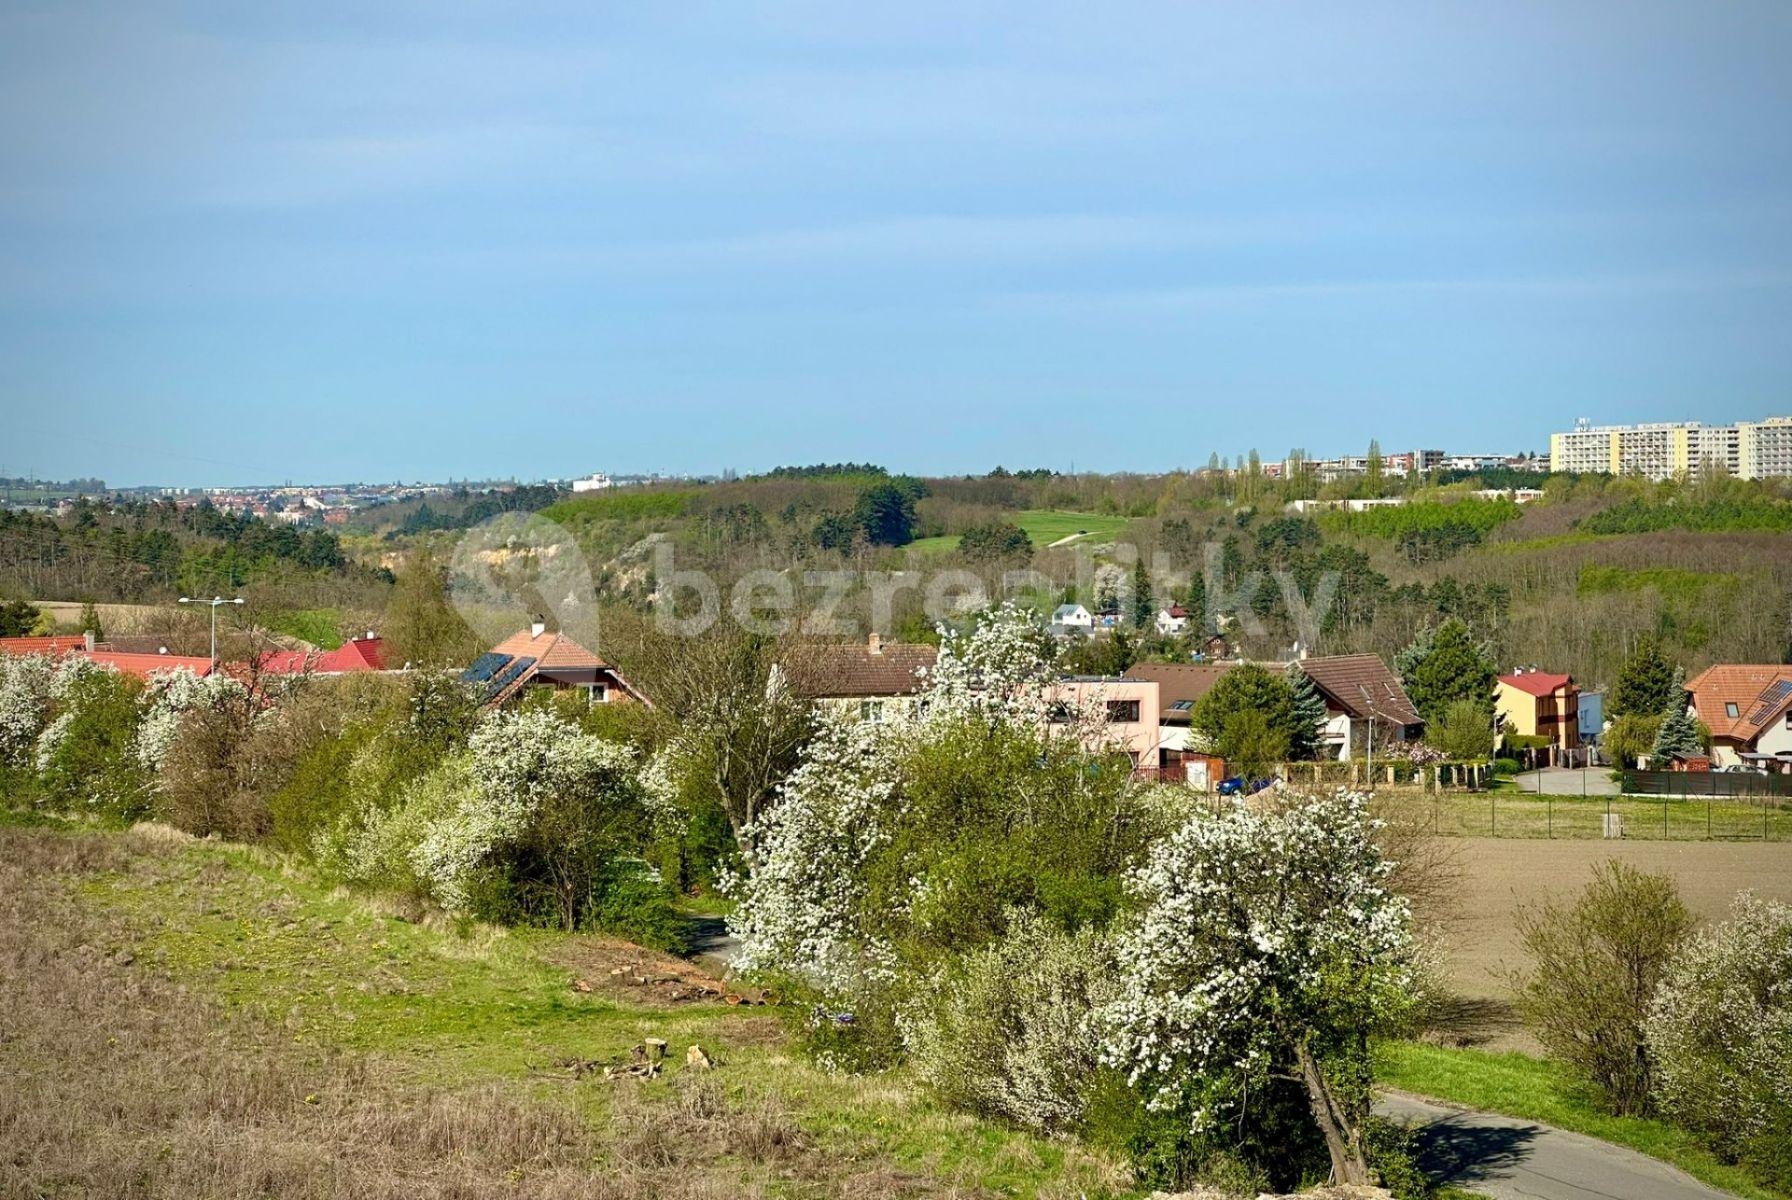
909,510,1131,556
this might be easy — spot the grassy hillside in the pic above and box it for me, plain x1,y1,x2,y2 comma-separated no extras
0,820,1128,1199
908,510,1131,555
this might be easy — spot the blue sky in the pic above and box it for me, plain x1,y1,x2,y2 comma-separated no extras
2,1,1789,486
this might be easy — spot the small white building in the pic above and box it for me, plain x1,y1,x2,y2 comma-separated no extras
1155,604,1191,637
1051,603,1093,631
571,473,614,493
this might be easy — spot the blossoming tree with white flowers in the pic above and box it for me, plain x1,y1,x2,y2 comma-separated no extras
411,708,679,929
1100,791,1416,1186
730,604,1155,1059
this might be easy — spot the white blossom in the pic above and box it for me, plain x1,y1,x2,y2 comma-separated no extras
1098,790,1415,1130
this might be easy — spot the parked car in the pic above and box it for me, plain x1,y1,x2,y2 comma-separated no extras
1217,776,1274,796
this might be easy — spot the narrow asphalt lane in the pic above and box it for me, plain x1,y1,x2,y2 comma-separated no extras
1376,1091,1737,1200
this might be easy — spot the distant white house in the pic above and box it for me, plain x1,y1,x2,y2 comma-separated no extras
1051,603,1093,632
571,473,613,493
1155,604,1191,637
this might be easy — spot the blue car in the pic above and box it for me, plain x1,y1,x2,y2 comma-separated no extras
1217,776,1273,796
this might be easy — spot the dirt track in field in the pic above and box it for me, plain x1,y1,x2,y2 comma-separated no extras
1434,838,1792,1050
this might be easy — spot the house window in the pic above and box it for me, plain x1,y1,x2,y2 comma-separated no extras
859,699,885,722
1106,700,1140,723
1726,702,1740,718
1046,701,1072,724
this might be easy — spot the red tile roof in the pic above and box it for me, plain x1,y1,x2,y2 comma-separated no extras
1297,654,1423,727
1498,672,1575,698
1686,664,1792,742
252,636,389,677
86,651,215,679
319,636,387,672
0,635,87,657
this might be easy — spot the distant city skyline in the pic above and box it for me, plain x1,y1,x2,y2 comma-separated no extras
4,3,1790,488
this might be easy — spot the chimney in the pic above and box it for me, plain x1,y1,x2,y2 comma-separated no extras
867,631,883,655
83,631,95,652
365,630,376,641
530,619,546,639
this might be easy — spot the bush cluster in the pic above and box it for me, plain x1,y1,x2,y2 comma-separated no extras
1519,865,1792,1191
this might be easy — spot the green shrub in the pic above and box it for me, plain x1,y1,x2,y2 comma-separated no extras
1516,861,1692,1116
1493,757,1522,776
35,668,148,819
581,859,689,953
909,912,1117,1135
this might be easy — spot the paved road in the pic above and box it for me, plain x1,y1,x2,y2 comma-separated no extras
683,915,742,974
1377,1092,1736,1200
1512,767,1621,796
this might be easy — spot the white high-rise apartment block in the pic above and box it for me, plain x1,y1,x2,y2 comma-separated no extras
1549,417,1792,481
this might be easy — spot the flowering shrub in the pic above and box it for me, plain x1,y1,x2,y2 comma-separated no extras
1644,895,1792,1186
908,911,1119,1135
730,604,1160,1072
409,709,678,928
136,668,249,775
0,652,55,767
31,659,149,817
1099,791,1414,1185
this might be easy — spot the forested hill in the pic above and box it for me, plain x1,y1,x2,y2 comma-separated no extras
0,498,378,603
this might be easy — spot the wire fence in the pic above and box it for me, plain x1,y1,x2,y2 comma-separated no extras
1378,787,1792,841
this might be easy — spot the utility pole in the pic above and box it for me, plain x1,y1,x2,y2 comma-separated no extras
177,595,245,670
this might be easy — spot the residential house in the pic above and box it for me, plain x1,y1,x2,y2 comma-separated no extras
87,651,216,679
783,633,937,722
254,633,391,678
1578,691,1605,748
1154,604,1191,637
1496,670,1580,751
0,635,90,658
1124,661,1234,783
0,633,214,679
1048,675,1164,768
1685,664,1792,769
1050,604,1093,635
462,623,649,707
1294,654,1423,760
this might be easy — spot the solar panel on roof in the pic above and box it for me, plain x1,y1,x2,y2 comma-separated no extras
1747,679,1792,724
461,652,512,684
485,655,536,698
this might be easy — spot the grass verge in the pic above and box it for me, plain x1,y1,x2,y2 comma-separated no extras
6,822,1128,1198
1375,1041,1785,1200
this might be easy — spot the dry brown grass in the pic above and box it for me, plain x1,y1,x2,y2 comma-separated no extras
0,828,982,1200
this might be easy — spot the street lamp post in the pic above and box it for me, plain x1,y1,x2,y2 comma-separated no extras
177,595,245,669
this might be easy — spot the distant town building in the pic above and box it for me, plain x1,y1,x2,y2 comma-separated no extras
1548,416,1792,481
571,473,613,492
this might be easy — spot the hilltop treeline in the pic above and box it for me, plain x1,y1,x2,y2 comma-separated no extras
0,497,382,603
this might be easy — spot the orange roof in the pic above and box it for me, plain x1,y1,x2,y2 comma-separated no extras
86,651,215,679
490,626,610,671
1686,664,1792,741
477,627,648,706
1498,672,1575,698
0,635,86,657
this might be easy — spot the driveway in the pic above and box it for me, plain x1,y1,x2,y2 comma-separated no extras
1511,767,1620,796
1376,1092,1737,1200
